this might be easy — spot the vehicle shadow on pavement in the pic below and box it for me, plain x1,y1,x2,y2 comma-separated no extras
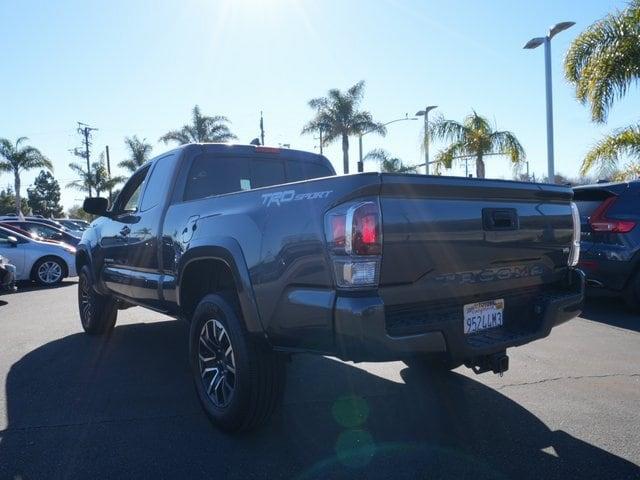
13,279,78,294
0,319,637,480
581,298,640,333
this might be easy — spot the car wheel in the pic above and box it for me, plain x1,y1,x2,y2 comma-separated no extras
189,293,285,432
78,265,117,335
33,257,65,286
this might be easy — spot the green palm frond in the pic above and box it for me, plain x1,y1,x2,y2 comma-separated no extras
564,1,640,122
364,148,417,173
160,105,237,145
119,136,153,173
581,125,640,175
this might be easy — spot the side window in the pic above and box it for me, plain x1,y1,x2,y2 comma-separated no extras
286,160,333,182
184,156,250,201
114,166,150,213
140,154,178,211
0,229,13,246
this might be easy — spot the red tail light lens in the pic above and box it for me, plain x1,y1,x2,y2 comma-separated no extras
349,202,381,255
589,196,636,233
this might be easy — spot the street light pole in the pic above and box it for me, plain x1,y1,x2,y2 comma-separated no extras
524,21,574,183
357,116,418,172
415,106,438,175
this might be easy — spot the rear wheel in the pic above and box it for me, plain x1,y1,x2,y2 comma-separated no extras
33,257,65,286
78,265,117,335
189,293,285,432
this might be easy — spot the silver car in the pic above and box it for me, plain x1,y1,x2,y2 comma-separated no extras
0,225,77,286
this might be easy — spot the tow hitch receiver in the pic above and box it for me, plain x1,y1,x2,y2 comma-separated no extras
467,352,509,376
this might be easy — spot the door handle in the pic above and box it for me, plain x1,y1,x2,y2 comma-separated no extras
120,226,131,236
482,208,519,231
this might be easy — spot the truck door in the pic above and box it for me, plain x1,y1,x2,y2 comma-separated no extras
123,153,179,310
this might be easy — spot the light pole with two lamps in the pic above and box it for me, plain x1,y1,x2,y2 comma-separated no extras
357,115,418,172
524,21,575,183
415,106,438,174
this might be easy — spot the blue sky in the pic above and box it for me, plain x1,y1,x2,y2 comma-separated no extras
1,0,635,209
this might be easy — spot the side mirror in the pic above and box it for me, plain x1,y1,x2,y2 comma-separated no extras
83,197,109,217
7,235,18,247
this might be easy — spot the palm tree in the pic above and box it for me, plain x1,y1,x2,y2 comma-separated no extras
301,81,386,174
159,105,237,145
429,111,525,178
0,137,52,215
364,149,417,173
565,1,640,174
119,136,152,173
68,154,125,197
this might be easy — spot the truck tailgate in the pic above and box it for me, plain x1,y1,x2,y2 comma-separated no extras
378,175,574,308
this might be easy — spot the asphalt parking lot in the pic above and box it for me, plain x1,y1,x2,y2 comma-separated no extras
0,282,638,479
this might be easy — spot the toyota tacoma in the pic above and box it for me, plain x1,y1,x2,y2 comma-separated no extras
78,143,584,431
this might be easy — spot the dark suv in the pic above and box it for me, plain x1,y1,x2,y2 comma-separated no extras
573,180,640,308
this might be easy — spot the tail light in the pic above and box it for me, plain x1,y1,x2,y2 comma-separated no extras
569,202,580,267
325,199,382,288
589,196,636,233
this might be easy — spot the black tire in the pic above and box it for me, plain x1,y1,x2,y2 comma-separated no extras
189,293,285,432
32,256,66,286
624,271,640,311
78,265,117,335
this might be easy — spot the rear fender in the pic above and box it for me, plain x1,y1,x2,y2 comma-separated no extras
177,237,265,336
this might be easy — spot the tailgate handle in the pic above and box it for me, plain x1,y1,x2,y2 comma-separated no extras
483,208,519,231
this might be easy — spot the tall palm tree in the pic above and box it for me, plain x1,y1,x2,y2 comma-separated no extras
301,81,386,174
565,1,640,174
119,136,153,173
68,154,125,197
159,105,237,145
0,137,52,216
363,149,417,173
429,111,525,178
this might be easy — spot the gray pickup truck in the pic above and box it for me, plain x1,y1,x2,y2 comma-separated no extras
79,143,584,431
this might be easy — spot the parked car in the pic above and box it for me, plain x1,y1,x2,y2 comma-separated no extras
0,225,77,286
0,254,17,292
0,222,72,247
0,221,80,246
78,143,584,432
573,180,640,308
55,218,90,234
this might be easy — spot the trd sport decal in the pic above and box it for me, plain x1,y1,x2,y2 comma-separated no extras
261,190,332,207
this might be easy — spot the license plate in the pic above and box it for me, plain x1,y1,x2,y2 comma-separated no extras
464,299,504,334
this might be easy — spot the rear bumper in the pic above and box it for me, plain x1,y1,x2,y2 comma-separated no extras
333,269,584,362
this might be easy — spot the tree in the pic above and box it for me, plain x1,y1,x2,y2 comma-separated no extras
0,186,29,216
119,136,153,173
68,154,125,197
67,204,93,221
363,149,417,173
159,105,237,145
429,111,525,178
0,137,52,215
27,170,63,217
301,81,386,174
565,1,640,174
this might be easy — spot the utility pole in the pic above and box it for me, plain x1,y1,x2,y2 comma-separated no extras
76,122,98,197
105,145,113,203
260,111,265,146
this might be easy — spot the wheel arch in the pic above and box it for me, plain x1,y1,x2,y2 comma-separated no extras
30,254,69,281
177,238,266,338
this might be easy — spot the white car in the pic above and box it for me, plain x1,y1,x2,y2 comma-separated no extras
0,225,77,286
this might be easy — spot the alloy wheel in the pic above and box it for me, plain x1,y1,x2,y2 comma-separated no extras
38,261,62,284
198,319,236,408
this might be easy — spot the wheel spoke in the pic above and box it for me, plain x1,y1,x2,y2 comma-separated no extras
198,318,236,407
